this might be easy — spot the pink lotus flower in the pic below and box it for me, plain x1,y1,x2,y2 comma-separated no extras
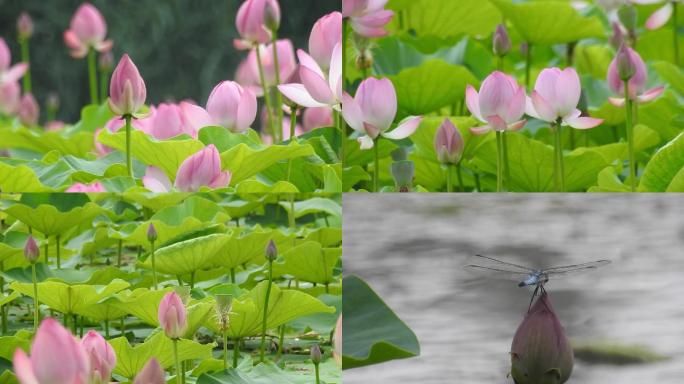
17,12,34,40
13,318,90,384
511,292,574,384
179,101,215,132
309,12,342,70
66,182,106,193
525,67,603,129
81,330,116,384
109,54,147,117
133,358,165,384
234,0,281,49
434,118,464,164
278,43,342,109
465,71,527,135
0,81,21,115
0,38,28,84
63,3,112,59
158,291,188,339
18,93,39,126
206,81,257,133
24,235,39,264
143,145,231,192
236,39,297,96
631,0,675,29
341,77,422,149
139,103,198,139
303,106,333,131
607,46,664,107
343,0,394,38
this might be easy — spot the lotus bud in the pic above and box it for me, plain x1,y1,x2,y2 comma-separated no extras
391,160,414,192
18,93,39,126
174,145,231,192
158,291,187,339
24,235,39,264
510,292,573,384
617,4,637,33
616,44,636,81
98,51,114,72
310,344,322,364
109,54,146,117
147,223,157,243
81,330,117,384
492,24,511,57
133,358,165,384
264,0,281,32
434,118,464,164
265,239,278,261
17,12,34,40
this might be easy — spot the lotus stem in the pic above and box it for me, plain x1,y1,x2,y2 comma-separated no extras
173,338,182,384
272,33,284,143
624,80,636,192
0,262,6,334
233,338,240,368
32,263,38,332
20,39,31,93
117,239,122,267
314,362,320,384
503,131,510,189
288,195,295,229
87,48,98,105
276,324,285,360
286,106,298,183
100,68,110,106
150,239,158,290
525,43,532,89
495,131,504,192
554,120,566,192
259,259,274,363
373,138,379,192
124,114,133,178
674,1,680,66
255,43,276,141
230,268,236,284
56,235,61,269
104,319,109,338
456,163,464,192
223,330,228,370
445,164,453,192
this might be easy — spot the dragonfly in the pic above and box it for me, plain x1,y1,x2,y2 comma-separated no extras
464,254,611,310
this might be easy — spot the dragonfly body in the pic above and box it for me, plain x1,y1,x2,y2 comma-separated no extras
518,271,548,287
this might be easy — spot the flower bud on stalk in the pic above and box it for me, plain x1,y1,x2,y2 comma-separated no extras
310,344,322,364
146,223,158,243
158,291,187,340
24,235,39,264
434,118,464,165
18,93,39,126
493,24,511,57
133,358,165,384
616,44,636,81
390,160,414,192
265,239,278,261
17,12,34,40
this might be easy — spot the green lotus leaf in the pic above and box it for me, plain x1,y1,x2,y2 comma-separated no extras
0,292,20,309
3,202,107,236
213,230,291,271
640,132,684,192
234,180,300,194
121,192,190,212
140,234,231,276
272,242,341,285
110,331,214,380
278,198,341,219
152,195,230,226
343,275,420,369
653,61,684,97
9,279,130,315
61,152,146,182
197,362,331,384
389,0,499,39
0,126,94,157
0,160,68,192
302,227,342,248
220,141,315,185
198,126,262,151
0,329,31,361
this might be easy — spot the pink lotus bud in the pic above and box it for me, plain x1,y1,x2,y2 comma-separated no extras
206,81,257,133
109,54,146,117
616,44,636,81
0,38,28,83
133,358,165,384
341,77,422,150
265,239,278,261
434,118,464,164
81,330,117,384
235,0,280,46
309,12,342,70
465,71,526,135
64,3,112,58
511,292,573,384
525,67,603,129
18,93,39,126
147,223,158,243
310,344,322,364
13,318,90,384
492,24,511,57
174,145,231,192
17,12,34,40
66,182,105,192
158,292,188,339
24,235,39,264
606,45,664,106
303,106,333,132
98,51,114,71
0,81,20,116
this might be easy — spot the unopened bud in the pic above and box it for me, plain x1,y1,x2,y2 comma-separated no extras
310,344,322,364
264,0,281,32
616,44,636,81
17,12,33,40
265,239,278,261
24,235,39,264
434,118,464,164
390,160,414,193
147,223,158,243
18,93,39,127
492,24,511,57
99,51,114,71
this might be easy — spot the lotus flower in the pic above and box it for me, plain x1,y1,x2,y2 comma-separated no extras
234,0,281,49
278,43,342,109
0,38,28,84
63,3,112,58
511,292,574,384
66,182,106,193
158,292,188,339
309,12,342,70
342,0,394,38
236,40,297,95
24,235,39,264
303,106,333,131
139,103,198,139
17,12,34,40
109,54,147,117
142,145,231,192
342,77,422,149
18,93,39,126
630,0,676,29
133,358,165,384
466,71,527,135
81,331,116,384
206,81,257,133
525,67,603,129
0,81,21,115
607,46,664,107
434,118,464,164
13,318,90,384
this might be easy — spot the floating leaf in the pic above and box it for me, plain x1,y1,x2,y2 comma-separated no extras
272,242,341,285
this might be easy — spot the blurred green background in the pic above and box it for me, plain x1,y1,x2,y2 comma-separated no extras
0,0,338,122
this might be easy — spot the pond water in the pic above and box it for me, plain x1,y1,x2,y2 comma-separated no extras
343,194,684,384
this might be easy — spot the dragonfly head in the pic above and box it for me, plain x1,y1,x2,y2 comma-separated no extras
517,281,526,287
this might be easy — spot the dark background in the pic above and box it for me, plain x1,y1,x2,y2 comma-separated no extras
0,0,338,122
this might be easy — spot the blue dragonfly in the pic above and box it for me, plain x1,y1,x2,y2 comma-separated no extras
464,254,611,310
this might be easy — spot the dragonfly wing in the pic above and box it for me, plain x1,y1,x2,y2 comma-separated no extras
463,255,536,282
544,260,611,277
